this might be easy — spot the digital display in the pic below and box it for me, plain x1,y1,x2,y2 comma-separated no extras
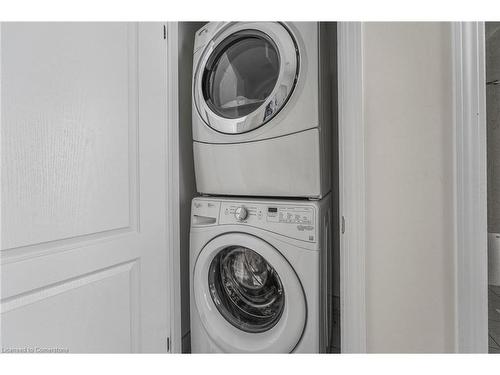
268,207,277,213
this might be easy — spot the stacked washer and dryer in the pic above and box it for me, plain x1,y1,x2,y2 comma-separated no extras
189,22,336,353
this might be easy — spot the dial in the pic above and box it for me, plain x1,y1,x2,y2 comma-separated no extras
234,206,248,221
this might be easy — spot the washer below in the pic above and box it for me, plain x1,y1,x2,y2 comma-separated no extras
189,195,333,353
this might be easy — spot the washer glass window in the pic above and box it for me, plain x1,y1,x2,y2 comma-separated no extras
202,30,280,119
208,246,285,333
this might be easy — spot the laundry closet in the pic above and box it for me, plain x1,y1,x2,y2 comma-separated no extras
0,21,339,354
176,22,340,353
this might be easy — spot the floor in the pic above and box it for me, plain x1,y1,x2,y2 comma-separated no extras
489,285,500,353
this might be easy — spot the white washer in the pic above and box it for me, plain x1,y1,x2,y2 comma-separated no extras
189,195,333,353
192,22,334,198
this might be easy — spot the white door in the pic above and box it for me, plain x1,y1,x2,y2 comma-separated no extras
1,22,170,353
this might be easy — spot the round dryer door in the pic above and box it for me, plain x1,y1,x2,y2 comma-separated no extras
193,22,298,134
193,233,306,353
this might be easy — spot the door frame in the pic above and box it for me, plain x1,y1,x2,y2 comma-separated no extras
451,22,489,353
337,22,367,353
166,22,183,353
338,22,491,353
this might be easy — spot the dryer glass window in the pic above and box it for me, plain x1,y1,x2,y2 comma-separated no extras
208,246,285,333
202,30,280,119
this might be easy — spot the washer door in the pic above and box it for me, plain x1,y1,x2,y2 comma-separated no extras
193,233,306,353
193,22,298,134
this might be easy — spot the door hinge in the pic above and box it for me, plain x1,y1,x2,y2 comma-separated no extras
341,216,346,234
163,25,166,40
166,336,170,352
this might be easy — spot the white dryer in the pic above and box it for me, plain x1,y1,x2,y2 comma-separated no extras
189,195,333,353
192,22,334,198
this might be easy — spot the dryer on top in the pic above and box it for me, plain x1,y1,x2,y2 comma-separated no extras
192,22,335,199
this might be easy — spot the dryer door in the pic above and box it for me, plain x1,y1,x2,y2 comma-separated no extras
193,22,298,134
193,232,306,353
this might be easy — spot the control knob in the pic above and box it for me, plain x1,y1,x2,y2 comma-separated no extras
234,206,248,222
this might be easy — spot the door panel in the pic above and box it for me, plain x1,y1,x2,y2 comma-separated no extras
1,22,169,353
2,261,139,353
2,23,135,249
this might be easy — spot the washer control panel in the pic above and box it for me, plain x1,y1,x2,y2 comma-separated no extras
265,206,313,225
219,202,317,243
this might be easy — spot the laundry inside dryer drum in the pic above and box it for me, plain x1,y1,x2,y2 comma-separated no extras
202,30,280,119
208,246,285,333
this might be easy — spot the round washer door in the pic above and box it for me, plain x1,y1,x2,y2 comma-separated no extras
193,232,306,353
193,22,298,134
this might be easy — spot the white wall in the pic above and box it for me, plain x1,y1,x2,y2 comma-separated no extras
362,22,455,352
